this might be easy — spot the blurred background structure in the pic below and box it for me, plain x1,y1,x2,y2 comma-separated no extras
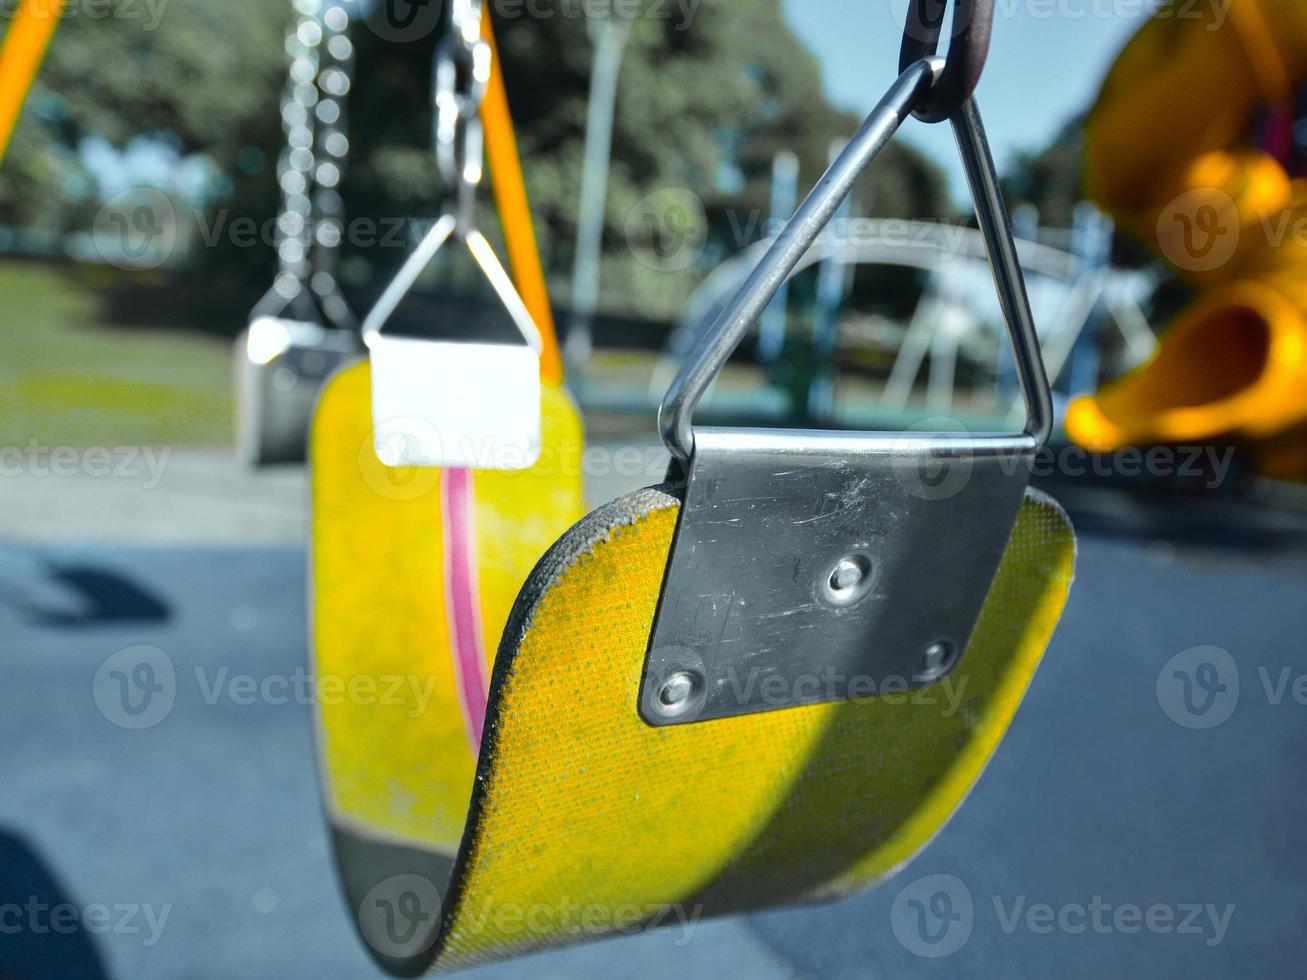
0,0,1119,456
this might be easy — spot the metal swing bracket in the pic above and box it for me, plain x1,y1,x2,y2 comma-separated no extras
360,0,546,472
360,0,531,351
640,53,1054,727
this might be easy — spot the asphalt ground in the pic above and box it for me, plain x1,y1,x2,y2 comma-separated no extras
3,451,1307,978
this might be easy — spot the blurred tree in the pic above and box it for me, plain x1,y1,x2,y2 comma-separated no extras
0,0,286,258
0,0,950,321
1001,113,1087,230
0,99,87,234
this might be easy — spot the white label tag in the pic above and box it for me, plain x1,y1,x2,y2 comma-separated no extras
369,336,541,471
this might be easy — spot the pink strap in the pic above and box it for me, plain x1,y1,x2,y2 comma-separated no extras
441,468,490,750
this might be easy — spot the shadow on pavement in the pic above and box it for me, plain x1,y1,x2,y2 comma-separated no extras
0,828,111,980
1,564,171,628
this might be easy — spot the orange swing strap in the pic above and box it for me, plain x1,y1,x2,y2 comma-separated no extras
480,8,565,386
0,0,64,167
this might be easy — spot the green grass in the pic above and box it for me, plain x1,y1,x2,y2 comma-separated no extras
0,259,234,447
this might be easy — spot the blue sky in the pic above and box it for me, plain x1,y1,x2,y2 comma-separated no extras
778,0,1148,205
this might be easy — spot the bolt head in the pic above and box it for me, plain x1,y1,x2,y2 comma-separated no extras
659,671,697,708
920,641,956,677
823,554,875,606
831,558,865,592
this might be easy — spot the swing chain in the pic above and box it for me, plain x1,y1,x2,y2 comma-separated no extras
309,1,356,327
434,0,491,229
362,0,542,358
899,0,995,124
269,0,323,309
264,0,356,328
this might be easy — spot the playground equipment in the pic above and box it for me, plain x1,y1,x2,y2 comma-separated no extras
1069,0,1307,479
757,149,800,362
0,0,1078,972
310,6,587,971
309,1,1074,973
0,0,62,166
236,0,362,466
652,214,1156,429
564,8,634,370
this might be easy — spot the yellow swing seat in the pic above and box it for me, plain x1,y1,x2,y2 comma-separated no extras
312,361,1074,972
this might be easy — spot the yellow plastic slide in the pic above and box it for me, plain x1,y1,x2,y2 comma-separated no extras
1069,0,1307,477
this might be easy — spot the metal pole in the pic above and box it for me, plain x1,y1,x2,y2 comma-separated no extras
758,150,799,363
808,138,856,419
564,13,632,371
1065,201,1113,396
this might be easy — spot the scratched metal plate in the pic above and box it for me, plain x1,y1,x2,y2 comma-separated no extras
640,427,1034,726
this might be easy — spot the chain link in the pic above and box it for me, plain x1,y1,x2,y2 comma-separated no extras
266,0,355,328
433,0,490,227
311,0,357,328
898,0,994,123
271,0,321,308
